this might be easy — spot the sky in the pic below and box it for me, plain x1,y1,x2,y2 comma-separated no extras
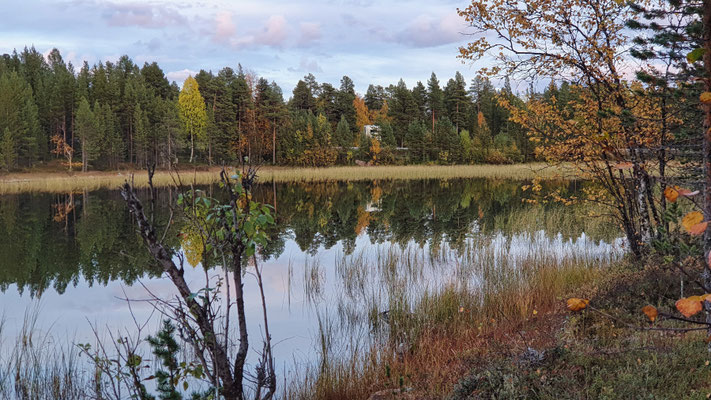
0,0,488,96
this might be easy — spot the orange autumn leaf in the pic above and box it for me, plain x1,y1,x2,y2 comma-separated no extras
676,297,703,317
642,305,658,322
689,222,709,236
567,298,589,311
701,92,711,105
664,187,679,202
682,211,704,232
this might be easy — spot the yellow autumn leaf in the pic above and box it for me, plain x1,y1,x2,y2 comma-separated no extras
701,92,711,105
682,211,704,233
567,298,589,311
664,187,679,203
676,297,703,318
642,305,658,322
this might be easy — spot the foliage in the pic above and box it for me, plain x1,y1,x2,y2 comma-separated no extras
178,76,207,163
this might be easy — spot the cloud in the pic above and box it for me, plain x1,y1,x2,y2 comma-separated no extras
257,15,288,46
213,11,236,43
288,57,323,73
211,14,289,49
395,13,466,48
101,1,187,29
167,68,198,85
134,37,162,52
298,22,321,46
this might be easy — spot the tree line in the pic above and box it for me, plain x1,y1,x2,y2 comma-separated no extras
0,47,536,171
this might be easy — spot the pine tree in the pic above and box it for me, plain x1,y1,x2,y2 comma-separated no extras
147,320,181,400
389,79,418,147
336,76,357,131
364,84,385,110
411,81,428,121
74,97,99,171
426,72,444,124
334,115,353,148
0,127,16,170
405,120,429,162
444,72,469,132
291,80,315,111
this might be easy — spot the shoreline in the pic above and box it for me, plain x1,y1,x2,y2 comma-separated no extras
0,163,568,194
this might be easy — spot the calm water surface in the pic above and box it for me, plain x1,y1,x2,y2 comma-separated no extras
0,178,623,385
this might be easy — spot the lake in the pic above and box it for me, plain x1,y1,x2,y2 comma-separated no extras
0,177,624,397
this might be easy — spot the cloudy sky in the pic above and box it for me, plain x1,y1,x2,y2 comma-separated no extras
0,0,488,95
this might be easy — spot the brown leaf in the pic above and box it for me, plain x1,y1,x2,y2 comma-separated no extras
682,211,704,233
701,92,711,105
642,305,658,322
567,298,589,311
676,297,703,317
689,222,709,236
613,162,634,170
677,188,700,197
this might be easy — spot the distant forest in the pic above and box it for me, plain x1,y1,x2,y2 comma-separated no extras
0,46,551,171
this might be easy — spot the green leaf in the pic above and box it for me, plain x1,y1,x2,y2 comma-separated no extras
687,48,706,63
183,380,189,391
244,220,255,236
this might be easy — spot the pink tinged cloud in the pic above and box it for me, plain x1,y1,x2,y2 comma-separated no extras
257,15,288,46
214,11,236,44
210,14,289,49
396,12,466,48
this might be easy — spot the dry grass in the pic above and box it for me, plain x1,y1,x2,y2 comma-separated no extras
285,234,617,400
285,261,602,400
0,163,566,194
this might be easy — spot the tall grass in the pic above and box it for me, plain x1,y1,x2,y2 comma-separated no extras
286,232,623,399
0,308,87,400
0,163,563,194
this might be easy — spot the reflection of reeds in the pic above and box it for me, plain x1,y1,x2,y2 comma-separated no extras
0,308,87,399
0,164,562,194
287,232,621,399
303,258,325,304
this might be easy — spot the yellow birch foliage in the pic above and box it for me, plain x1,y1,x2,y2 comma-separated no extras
354,96,371,133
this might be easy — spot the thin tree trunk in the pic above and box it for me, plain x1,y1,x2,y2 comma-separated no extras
272,124,276,165
190,128,194,163
120,183,241,399
167,129,172,169
701,0,711,346
82,137,87,172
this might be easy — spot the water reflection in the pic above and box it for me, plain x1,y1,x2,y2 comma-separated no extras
0,178,615,296
0,178,624,395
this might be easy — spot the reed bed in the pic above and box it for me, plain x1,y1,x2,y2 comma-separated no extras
286,231,623,399
0,230,620,399
0,163,563,194
0,308,88,400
